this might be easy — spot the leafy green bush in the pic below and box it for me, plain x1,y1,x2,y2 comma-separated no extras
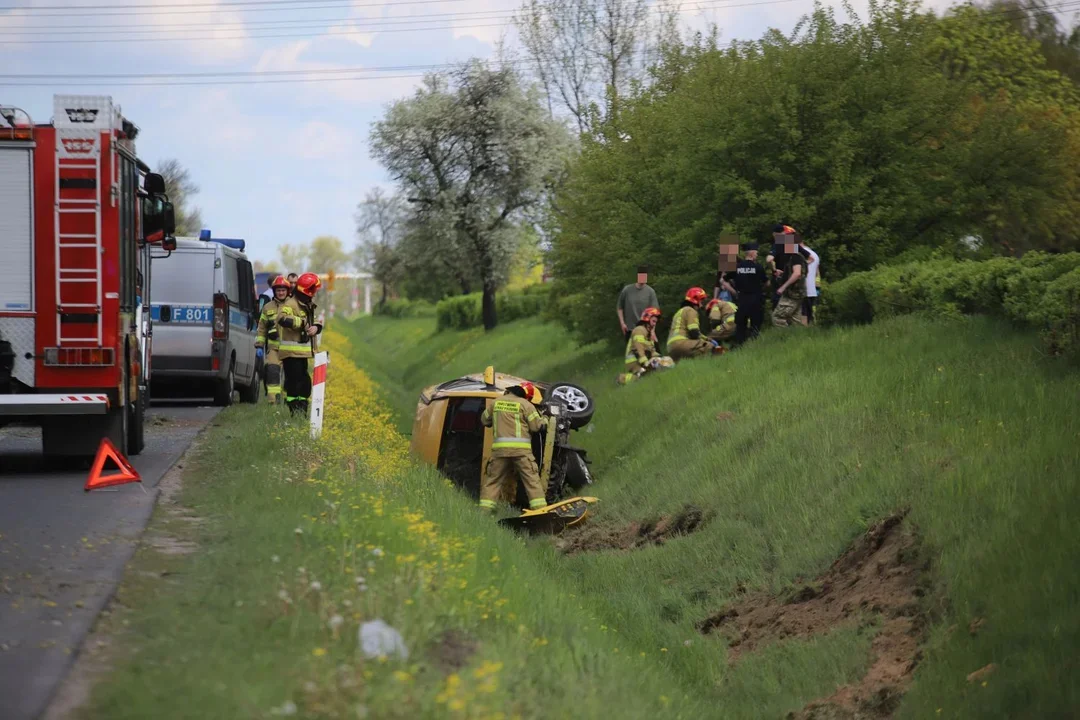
373,298,436,318
819,253,1080,358
435,285,554,331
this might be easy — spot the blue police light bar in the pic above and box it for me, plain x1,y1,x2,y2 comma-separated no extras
198,229,245,252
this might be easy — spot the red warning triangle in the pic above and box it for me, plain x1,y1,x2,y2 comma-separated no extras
84,437,141,492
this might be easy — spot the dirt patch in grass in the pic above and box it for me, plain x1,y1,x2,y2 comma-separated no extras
557,504,710,555
427,629,479,674
698,511,929,719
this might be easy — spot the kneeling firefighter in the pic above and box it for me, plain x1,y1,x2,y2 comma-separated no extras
666,287,716,362
619,306,662,385
706,298,738,342
479,382,546,513
255,275,291,404
276,272,323,416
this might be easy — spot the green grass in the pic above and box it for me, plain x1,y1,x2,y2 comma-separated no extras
80,364,715,719
82,312,1080,719
338,312,1080,718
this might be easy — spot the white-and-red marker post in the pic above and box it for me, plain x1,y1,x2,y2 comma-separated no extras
310,351,329,439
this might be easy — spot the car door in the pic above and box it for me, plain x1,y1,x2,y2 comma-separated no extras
236,257,259,385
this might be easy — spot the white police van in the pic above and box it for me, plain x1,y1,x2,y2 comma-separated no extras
149,230,261,405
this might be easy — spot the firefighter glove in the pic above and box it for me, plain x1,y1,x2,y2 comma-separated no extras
267,327,279,341
279,316,297,329
256,348,264,360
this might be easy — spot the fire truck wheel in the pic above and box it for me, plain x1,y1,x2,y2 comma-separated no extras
214,363,236,407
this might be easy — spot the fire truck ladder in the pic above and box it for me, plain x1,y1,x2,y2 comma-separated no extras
54,127,103,346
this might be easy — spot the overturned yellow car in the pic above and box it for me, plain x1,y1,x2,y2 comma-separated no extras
410,366,597,528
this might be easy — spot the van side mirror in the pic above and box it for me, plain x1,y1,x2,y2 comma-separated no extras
144,172,166,195
162,235,177,252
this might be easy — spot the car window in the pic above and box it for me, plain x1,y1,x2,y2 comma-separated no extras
223,254,240,305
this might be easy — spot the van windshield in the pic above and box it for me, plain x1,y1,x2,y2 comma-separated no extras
153,249,215,304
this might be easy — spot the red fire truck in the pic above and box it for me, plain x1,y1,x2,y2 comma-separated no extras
0,95,176,459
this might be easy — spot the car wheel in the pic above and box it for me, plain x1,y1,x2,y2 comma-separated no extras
214,365,235,407
547,382,594,430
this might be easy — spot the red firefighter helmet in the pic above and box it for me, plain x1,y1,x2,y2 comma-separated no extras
640,307,661,323
705,298,720,311
270,275,290,290
519,381,543,404
295,272,322,298
685,287,708,306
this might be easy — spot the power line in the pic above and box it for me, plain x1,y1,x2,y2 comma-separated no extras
0,0,452,11
0,0,749,36
0,0,1075,82
0,0,466,18
0,0,800,43
2,6,523,31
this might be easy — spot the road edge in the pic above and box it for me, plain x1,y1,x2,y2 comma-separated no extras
38,426,214,720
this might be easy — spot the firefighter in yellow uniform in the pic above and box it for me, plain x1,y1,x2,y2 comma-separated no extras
479,381,547,512
619,307,662,385
666,287,714,362
276,272,323,417
706,298,738,342
255,275,290,404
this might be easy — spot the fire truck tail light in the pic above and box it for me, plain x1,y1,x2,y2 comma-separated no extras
212,293,228,340
44,347,115,367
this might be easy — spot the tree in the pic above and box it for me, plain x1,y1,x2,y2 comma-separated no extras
253,260,281,274
277,244,309,274
307,235,349,274
513,0,671,134
156,158,203,236
370,60,572,329
354,187,408,307
549,0,1080,343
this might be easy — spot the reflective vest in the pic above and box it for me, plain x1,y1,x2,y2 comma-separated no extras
481,393,543,456
708,301,738,330
625,325,656,366
256,298,287,350
276,296,321,360
667,306,700,345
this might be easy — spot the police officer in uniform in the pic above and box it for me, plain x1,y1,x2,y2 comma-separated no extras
724,242,767,345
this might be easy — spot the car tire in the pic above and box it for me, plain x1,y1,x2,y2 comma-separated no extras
214,365,235,407
564,448,593,490
546,382,594,430
239,373,260,404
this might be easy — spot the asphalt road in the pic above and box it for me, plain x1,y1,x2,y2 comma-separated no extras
0,402,221,720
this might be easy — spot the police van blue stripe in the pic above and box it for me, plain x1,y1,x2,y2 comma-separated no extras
150,304,212,324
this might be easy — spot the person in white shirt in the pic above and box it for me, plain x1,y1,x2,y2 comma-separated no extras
799,239,820,325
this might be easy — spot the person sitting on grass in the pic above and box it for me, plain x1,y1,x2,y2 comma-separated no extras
618,307,665,385
666,287,722,362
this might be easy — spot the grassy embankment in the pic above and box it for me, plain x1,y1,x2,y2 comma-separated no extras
80,312,1078,719
78,328,706,720
337,312,1080,718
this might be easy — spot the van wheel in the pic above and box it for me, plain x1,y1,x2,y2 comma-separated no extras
239,376,260,404
214,365,235,407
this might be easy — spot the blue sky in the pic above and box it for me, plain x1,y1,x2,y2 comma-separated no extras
1,0,956,266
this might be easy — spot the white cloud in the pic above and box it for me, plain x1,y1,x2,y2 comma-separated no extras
0,0,252,64
253,38,426,105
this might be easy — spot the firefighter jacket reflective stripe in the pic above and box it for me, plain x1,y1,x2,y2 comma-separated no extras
708,301,738,331
276,296,322,360
481,393,543,456
667,306,701,345
256,298,287,349
624,324,657,368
